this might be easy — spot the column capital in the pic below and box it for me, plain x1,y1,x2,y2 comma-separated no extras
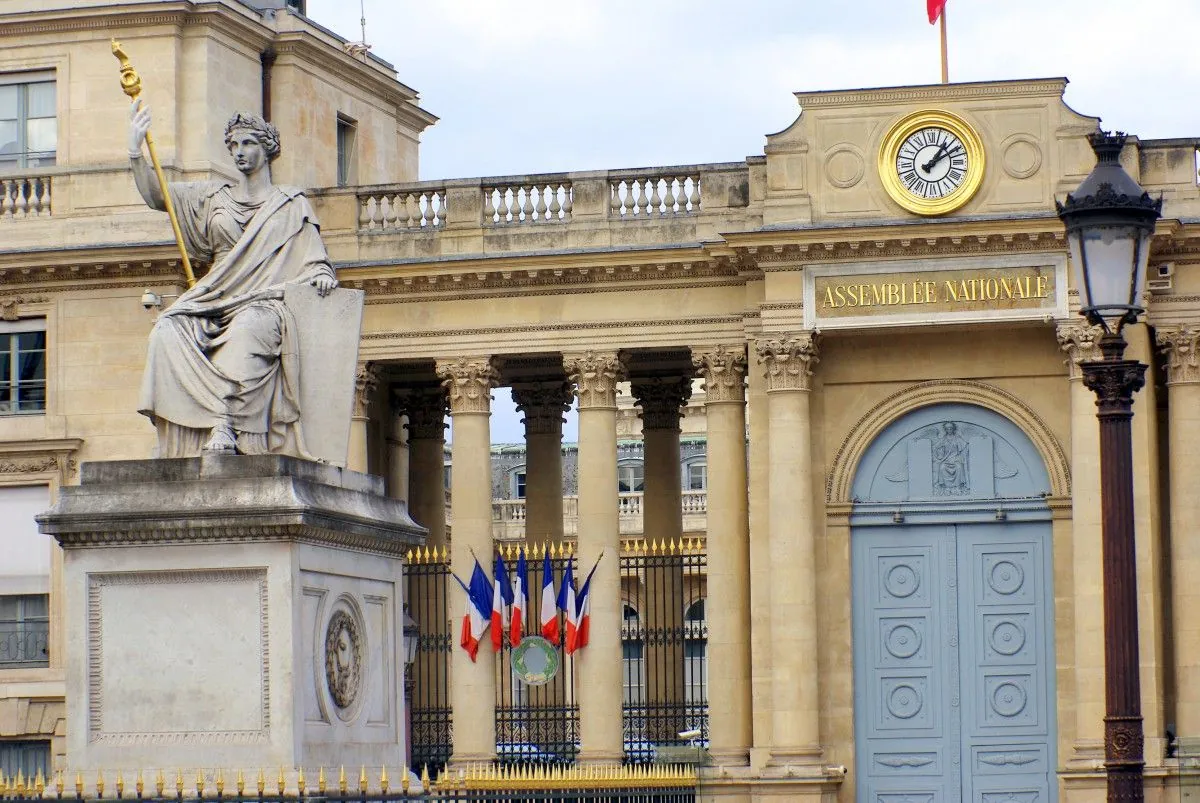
1157,325,1200,385
755,333,820,392
512,380,573,436
565,350,624,409
631,376,692,430
692,344,747,404
353,361,380,418
396,387,449,440
436,357,500,415
1056,320,1104,381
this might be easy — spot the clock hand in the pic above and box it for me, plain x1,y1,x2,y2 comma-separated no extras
921,144,948,173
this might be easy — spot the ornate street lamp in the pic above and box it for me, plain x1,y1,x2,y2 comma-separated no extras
1057,131,1162,803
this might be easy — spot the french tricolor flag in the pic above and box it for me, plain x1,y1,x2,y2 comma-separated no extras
566,557,601,655
557,557,576,652
457,559,493,662
511,549,527,648
540,550,559,645
492,551,514,651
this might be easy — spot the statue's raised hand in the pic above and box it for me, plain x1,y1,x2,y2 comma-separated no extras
311,274,338,297
128,98,151,159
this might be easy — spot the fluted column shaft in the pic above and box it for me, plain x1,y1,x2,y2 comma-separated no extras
566,351,624,763
1158,326,1200,752
513,381,573,546
436,357,499,765
632,376,691,743
756,333,823,767
694,345,751,766
349,362,378,473
1058,322,1107,758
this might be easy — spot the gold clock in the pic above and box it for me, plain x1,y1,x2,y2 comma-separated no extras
878,109,985,216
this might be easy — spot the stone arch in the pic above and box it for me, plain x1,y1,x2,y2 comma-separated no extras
826,379,1069,503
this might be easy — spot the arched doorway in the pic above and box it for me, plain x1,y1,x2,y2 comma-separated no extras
851,402,1057,802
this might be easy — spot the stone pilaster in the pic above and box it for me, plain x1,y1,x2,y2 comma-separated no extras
1057,321,1106,761
755,333,823,769
693,345,751,767
512,381,573,546
435,356,499,766
631,376,691,743
1158,325,1200,754
565,350,624,763
348,362,379,473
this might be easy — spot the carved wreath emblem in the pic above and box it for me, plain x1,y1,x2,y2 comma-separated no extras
324,610,362,710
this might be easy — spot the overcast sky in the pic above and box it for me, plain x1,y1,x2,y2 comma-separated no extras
304,0,1200,443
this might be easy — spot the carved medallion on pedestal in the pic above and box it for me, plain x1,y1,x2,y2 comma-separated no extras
324,607,364,716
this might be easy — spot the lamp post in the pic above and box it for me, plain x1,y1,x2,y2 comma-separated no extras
402,606,420,769
1056,131,1162,803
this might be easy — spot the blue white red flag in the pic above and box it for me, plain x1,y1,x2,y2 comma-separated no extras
456,559,493,662
511,549,527,647
557,557,577,652
567,556,602,655
492,551,514,651
540,550,559,645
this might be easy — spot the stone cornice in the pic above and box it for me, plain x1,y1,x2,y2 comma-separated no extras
0,251,189,290
793,78,1068,109
0,438,81,481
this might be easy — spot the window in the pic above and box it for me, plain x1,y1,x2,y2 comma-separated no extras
336,114,356,186
443,464,451,491
0,321,45,414
617,462,644,493
685,462,707,491
0,73,56,170
0,740,50,778
512,470,527,499
0,594,49,668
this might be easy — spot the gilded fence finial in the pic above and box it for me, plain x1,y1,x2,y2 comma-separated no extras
154,770,164,798
194,769,204,798
276,767,285,797
318,767,326,795
174,770,183,798
55,769,65,798
135,770,144,799
74,772,83,799
235,769,244,797
0,768,8,795
420,766,431,793
379,766,388,795
337,767,346,795
296,767,305,797
215,770,224,797
35,769,45,796
115,772,124,799
358,767,367,795
400,767,409,795
94,770,104,800
16,770,25,797
255,769,264,797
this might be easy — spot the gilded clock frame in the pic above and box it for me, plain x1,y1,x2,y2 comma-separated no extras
878,109,986,217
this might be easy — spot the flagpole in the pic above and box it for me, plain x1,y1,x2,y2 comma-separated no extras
939,7,949,84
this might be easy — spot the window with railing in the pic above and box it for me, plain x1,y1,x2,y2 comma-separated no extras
0,73,56,171
618,462,645,493
0,594,49,668
0,321,46,414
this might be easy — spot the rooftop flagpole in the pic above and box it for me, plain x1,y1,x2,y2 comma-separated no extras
940,5,949,83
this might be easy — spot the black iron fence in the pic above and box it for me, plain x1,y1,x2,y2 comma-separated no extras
405,540,708,770
0,619,49,668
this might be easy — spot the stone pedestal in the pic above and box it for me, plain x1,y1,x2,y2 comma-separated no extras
37,454,425,772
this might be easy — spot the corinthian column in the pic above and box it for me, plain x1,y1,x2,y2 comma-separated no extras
693,345,751,767
386,397,409,503
1158,325,1200,755
755,333,823,769
1057,321,1106,760
436,356,499,765
631,375,691,743
348,362,378,473
399,387,449,549
565,350,624,763
512,381,573,546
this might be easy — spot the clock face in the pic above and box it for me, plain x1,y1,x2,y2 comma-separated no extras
878,110,985,216
896,127,968,200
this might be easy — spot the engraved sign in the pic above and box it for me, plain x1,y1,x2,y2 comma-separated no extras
804,255,1068,329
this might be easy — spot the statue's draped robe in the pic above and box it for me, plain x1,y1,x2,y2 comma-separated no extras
138,181,336,457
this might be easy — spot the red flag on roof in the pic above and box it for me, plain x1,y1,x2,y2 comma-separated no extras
928,0,947,23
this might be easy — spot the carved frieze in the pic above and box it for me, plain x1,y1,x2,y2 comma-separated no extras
1157,325,1200,385
692,344,748,404
630,376,692,430
755,333,820,392
565,351,623,409
511,381,573,436
436,357,499,414
1056,321,1104,381
396,387,449,440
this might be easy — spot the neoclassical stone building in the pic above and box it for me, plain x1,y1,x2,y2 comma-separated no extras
3,1,1200,801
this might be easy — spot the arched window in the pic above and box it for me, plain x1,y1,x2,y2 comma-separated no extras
621,603,645,705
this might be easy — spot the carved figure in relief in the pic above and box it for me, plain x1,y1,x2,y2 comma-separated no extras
932,421,970,495
324,610,362,709
128,101,337,458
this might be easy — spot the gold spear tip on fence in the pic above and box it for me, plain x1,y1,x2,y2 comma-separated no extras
15,769,24,796
255,768,265,796
400,767,410,794
276,766,286,796
155,769,165,797
95,769,104,798
379,765,388,794
318,767,326,795
55,770,65,797
296,767,305,796
74,771,83,797
115,771,124,798
195,768,204,797
358,765,367,794
215,769,225,796
420,765,431,792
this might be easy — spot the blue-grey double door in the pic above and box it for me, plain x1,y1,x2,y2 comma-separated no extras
853,522,1055,803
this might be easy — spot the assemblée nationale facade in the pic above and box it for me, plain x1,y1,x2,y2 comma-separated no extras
3,1,1200,801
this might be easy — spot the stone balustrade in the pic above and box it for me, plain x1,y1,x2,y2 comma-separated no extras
357,184,447,230
0,175,52,220
484,180,572,225
489,490,707,541
610,171,700,218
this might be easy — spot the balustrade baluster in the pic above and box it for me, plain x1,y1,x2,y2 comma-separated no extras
13,180,28,218
548,183,562,220
0,180,11,219
520,185,535,221
483,187,496,224
421,193,435,227
688,175,701,210
535,184,548,221
671,177,685,213
435,191,446,225
649,178,662,216
401,193,416,228
634,179,647,216
561,184,573,219
611,181,623,217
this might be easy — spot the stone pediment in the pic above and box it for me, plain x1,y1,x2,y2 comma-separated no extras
763,78,1101,228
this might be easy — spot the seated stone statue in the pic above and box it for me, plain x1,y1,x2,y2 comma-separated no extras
128,101,338,458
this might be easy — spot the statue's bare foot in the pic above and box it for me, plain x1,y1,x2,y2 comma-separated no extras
202,421,238,453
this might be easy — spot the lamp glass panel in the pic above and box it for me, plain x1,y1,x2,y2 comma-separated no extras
1077,224,1139,310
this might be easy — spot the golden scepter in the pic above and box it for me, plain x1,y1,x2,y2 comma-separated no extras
111,39,196,287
